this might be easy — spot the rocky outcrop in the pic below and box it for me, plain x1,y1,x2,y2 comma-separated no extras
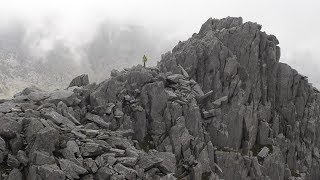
69,74,90,88
0,17,319,180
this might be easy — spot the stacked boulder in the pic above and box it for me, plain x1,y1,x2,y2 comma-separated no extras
0,17,319,180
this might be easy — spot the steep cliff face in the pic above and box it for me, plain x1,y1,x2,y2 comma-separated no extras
0,17,319,180
159,17,320,179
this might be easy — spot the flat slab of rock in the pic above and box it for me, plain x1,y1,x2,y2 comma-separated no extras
85,113,110,129
257,147,270,158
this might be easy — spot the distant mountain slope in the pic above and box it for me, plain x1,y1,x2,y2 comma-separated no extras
0,21,172,98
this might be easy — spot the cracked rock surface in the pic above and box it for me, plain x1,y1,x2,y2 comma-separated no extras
0,17,319,180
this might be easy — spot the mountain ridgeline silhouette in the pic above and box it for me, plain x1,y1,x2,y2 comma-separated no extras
0,17,319,180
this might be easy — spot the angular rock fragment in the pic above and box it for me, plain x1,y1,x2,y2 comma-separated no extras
7,154,20,168
96,166,115,180
31,126,59,154
7,168,23,180
69,74,89,87
257,146,270,159
114,163,137,179
85,113,110,129
84,158,98,173
37,164,66,180
0,117,22,138
17,150,29,166
0,136,6,163
81,142,104,157
59,158,88,180
31,151,56,165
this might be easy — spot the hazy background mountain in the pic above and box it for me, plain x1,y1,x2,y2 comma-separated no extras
0,20,177,98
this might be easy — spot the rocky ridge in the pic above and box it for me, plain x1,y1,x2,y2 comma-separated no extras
0,17,319,180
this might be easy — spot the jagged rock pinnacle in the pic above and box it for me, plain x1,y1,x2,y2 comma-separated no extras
0,17,318,180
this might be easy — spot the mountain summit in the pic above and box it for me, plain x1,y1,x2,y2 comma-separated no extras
0,17,319,180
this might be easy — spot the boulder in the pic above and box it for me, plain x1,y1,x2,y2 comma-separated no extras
0,116,22,138
59,159,88,179
7,168,23,180
68,74,89,87
114,163,137,179
37,164,66,180
85,113,110,129
31,126,59,154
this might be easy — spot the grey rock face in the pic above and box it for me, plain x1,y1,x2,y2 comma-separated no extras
37,164,66,180
31,127,59,154
0,17,320,180
7,168,23,180
114,163,137,179
85,113,110,129
59,159,88,180
0,116,22,138
68,74,89,87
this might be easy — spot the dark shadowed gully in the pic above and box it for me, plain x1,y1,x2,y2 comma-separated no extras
0,17,318,180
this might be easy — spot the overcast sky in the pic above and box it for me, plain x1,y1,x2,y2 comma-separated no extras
0,0,320,86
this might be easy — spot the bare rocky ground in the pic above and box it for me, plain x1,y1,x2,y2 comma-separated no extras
0,17,319,180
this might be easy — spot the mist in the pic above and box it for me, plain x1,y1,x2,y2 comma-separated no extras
0,0,319,98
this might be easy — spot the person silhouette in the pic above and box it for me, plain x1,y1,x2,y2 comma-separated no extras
143,55,148,67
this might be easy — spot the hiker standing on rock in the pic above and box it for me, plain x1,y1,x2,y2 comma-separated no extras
143,55,148,67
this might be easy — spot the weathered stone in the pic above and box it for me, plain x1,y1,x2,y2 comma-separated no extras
69,74,89,87
202,108,221,119
133,107,147,142
114,163,137,179
59,159,88,180
141,81,168,136
40,108,75,127
0,117,22,138
81,142,104,157
84,158,98,173
257,121,270,145
31,151,56,165
169,117,193,159
190,162,202,180
0,136,6,163
44,89,77,106
1,16,320,180
31,126,59,154
7,168,23,180
116,157,138,167
85,113,110,129
212,96,228,107
25,118,44,143
167,74,185,83
96,166,115,180
262,146,285,179
37,164,66,180
137,152,163,171
160,173,177,180
106,136,132,149
9,134,23,154
257,146,270,159
7,154,20,168
157,152,176,174
61,140,80,159
109,148,125,157
215,151,248,179
17,150,29,166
